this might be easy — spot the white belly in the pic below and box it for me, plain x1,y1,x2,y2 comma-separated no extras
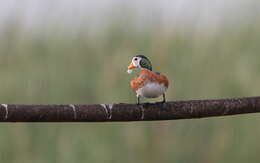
136,82,167,98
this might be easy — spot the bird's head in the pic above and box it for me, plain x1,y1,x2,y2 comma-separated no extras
127,55,152,74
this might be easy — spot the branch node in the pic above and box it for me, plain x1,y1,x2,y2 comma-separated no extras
108,104,113,119
1,104,8,120
100,104,113,119
69,104,77,120
140,105,145,120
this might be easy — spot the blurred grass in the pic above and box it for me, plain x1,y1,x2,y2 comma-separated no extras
0,16,260,163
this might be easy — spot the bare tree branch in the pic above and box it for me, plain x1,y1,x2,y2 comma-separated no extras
0,96,260,122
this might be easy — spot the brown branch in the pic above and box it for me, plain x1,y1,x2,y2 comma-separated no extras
0,96,260,122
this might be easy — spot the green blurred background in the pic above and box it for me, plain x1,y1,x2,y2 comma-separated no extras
1,1,260,162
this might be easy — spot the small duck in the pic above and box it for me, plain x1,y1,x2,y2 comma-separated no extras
127,55,169,104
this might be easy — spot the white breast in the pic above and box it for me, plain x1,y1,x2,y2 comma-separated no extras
136,82,167,98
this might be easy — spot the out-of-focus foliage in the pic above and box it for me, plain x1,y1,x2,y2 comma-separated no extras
0,1,260,163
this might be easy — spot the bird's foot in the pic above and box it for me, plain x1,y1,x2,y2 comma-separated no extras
156,99,166,104
156,100,167,109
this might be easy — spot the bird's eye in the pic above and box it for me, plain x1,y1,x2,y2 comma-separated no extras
134,58,138,61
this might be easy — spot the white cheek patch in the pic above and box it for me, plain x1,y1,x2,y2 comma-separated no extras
127,69,133,74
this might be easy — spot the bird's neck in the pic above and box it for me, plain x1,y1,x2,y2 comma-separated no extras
140,68,151,74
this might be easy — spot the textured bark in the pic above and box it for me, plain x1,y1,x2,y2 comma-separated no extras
0,96,260,122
